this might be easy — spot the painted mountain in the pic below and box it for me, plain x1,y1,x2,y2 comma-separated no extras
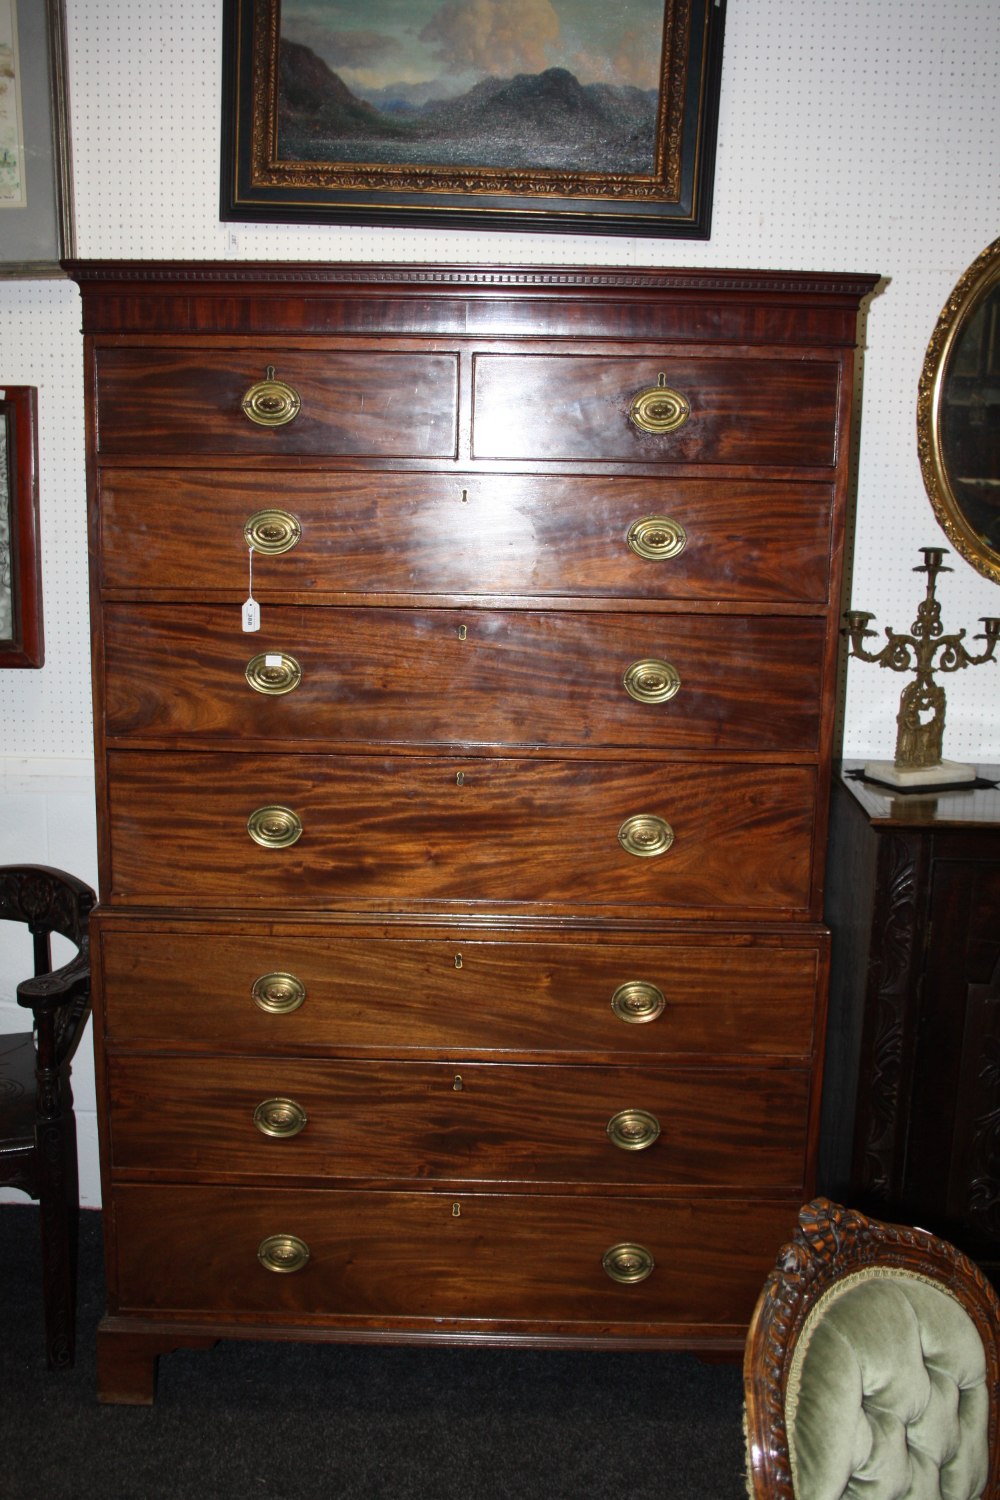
278,39,657,175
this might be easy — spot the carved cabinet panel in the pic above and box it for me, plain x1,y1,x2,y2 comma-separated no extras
822,769,1000,1283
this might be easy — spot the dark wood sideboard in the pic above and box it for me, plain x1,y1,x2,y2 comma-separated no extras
822,766,1000,1283
69,260,877,1403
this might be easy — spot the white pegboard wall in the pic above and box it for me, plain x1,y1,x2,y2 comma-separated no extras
1,0,997,777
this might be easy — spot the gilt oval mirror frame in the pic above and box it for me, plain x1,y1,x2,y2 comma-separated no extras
917,235,1000,585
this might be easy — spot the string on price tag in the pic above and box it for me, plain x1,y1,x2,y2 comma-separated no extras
243,542,260,632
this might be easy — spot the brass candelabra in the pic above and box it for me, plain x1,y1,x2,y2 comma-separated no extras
844,547,1000,787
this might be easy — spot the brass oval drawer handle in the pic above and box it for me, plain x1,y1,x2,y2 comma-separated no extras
602,1242,655,1285
618,814,674,858
244,508,302,555
257,1233,311,1274
606,1108,661,1152
628,374,690,435
242,366,301,428
253,1096,308,1139
245,652,302,696
611,981,666,1024
626,515,687,562
623,659,681,705
252,972,307,1015
247,805,303,849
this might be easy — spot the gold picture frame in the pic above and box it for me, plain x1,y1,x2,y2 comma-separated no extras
221,0,727,238
917,236,1000,585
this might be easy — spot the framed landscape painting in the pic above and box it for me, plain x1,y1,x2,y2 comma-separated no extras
221,0,727,237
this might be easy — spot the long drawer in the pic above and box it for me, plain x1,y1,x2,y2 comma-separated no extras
105,754,818,916
102,605,826,753
96,472,836,604
106,1057,811,1188
109,1184,799,1331
93,347,459,458
472,354,842,465
96,926,823,1059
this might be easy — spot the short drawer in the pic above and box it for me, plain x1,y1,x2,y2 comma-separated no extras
102,605,826,754
110,1183,799,1333
472,354,842,466
96,471,836,606
105,753,818,918
97,925,823,1060
106,1057,811,1190
93,347,459,458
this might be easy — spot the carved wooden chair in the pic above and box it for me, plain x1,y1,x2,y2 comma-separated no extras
744,1198,1000,1499
0,865,96,1368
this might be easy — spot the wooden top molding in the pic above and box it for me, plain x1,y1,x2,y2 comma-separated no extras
66,261,881,344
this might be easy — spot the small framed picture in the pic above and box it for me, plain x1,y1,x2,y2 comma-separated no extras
0,0,75,277
0,386,43,667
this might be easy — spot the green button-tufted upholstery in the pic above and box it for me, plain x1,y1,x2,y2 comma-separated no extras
743,1200,1000,1500
787,1271,990,1499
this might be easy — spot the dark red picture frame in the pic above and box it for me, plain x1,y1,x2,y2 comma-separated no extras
0,385,44,667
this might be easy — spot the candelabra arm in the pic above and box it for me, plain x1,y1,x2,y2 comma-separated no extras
959,618,1000,668
843,612,883,663
843,611,919,669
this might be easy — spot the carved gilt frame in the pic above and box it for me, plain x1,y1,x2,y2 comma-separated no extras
221,0,727,238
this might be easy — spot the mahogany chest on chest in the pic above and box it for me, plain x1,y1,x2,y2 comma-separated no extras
71,261,877,1402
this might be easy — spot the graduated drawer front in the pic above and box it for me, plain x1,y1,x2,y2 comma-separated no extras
107,1057,810,1190
96,472,836,606
103,605,825,754
110,1184,798,1330
93,348,458,458
472,355,842,465
105,754,817,916
97,928,822,1060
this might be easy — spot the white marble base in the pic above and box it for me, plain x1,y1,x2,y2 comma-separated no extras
862,758,978,789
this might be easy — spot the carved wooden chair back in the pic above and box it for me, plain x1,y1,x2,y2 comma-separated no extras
0,865,96,1368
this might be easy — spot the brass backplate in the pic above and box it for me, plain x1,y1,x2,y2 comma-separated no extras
244,509,302,555
252,972,307,1014
623,659,681,705
247,805,303,849
628,375,690,435
257,1233,310,1274
618,814,675,858
626,515,688,561
253,1096,308,1139
611,981,666,1024
245,652,302,696
602,1242,655,1284
606,1107,661,1151
241,369,301,428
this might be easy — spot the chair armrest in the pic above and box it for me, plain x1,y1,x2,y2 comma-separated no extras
17,951,90,1015
18,953,92,1065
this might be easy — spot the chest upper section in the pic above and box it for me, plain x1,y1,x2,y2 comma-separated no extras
75,262,877,473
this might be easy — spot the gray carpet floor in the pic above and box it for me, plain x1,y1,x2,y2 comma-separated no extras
1,1203,749,1499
